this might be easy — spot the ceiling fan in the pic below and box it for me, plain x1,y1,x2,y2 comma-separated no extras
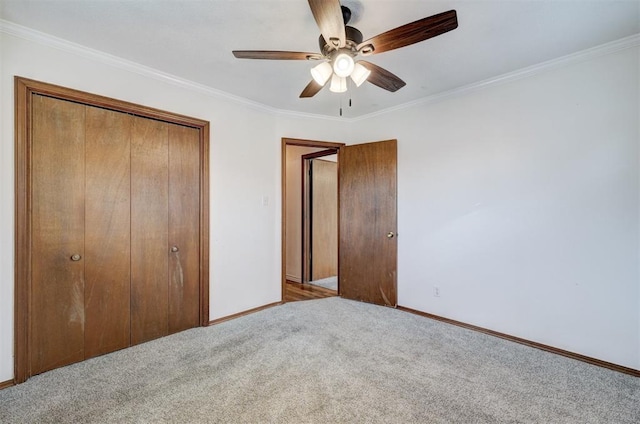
232,0,458,98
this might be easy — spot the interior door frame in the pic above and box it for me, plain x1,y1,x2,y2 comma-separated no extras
281,138,344,300
301,149,339,284
14,77,211,384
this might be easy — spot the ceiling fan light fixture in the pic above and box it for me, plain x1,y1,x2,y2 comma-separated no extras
329,74,347,93
333,53,355,78
310,62,333,86
233,5,459,100
350,62,371,87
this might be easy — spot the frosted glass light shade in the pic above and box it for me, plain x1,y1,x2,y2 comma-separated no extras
350,62,371,87
333,53,355,77
310,62,333,86
329,74,347,93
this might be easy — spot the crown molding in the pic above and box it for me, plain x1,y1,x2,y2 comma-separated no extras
0,19,348,122
274,108,349,122
2,19,638,123
0,19,284,116
350,33,640,122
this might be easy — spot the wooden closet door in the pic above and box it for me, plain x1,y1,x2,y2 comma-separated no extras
31,95,86,375
84,107,132,358
16,77,209,382
168,124,201,333
131,117,170,345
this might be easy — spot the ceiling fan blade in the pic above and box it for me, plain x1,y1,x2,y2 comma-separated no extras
300,80,324,98
233,51,323,60
359,61,406,92
357,10,458,55
307,0,345,49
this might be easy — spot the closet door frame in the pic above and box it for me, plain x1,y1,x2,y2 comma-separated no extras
14,76,210,384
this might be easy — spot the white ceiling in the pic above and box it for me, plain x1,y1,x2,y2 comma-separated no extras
1,1,638,118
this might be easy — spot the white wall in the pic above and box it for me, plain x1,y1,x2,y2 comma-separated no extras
0,30,12,382
351,46,640,369
0,30,283,382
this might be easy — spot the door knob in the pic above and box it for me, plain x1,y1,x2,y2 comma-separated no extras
70,254,82,261
170,246,179,252
387,232,395,239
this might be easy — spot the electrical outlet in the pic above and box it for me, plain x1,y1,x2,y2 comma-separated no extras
434,286,440,297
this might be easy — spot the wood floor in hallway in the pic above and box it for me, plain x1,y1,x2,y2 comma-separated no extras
284,280,337,302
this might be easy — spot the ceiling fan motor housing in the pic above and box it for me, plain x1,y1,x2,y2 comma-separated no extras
319,26,363,56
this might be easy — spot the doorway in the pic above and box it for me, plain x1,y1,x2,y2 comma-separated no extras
282,137,399,307
282,138,343,302
302,149,339,291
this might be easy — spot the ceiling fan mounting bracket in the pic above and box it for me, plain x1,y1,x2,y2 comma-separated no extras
341,5,352,25
358,44,375,56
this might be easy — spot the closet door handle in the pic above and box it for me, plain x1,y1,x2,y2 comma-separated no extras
70,254,82,261
170,246,179,253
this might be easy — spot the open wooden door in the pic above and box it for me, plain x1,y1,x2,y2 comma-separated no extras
339,139,397,307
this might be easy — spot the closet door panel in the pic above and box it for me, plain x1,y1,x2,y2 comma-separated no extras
31,95,86,375
168,124,201,333
84,107,132,358
131,118,169,345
